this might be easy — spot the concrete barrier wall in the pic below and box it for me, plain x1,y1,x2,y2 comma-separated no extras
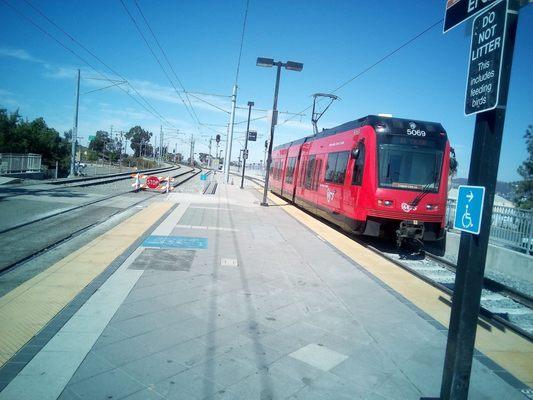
445,231,533,286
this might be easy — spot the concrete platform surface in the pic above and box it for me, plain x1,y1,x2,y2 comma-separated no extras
0,177,528,400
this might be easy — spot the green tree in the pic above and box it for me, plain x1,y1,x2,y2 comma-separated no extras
515,125,533,209
88,130,111,153
125,126,152,157
0,109,70,174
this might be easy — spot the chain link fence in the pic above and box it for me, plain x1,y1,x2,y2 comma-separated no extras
0,153,42,174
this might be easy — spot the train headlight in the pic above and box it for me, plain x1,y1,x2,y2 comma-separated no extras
378,199,394,207
426,204,438,210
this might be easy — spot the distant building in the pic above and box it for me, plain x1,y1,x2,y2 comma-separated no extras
448,188,514,207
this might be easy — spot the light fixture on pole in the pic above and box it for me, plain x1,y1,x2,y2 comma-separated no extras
257,58,303,206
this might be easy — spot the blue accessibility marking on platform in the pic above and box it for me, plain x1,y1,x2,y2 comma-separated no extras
142,235,208,249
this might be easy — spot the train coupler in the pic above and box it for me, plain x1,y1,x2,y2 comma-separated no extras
396,220,425,250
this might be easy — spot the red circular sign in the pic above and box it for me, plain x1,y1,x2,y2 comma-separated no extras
146,176,160,189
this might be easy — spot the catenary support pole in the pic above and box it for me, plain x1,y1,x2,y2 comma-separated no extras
159,125,163,165
241,101,254,189
224,84,238,183
440,2,519,399
69,69,81,177
261,63,282,206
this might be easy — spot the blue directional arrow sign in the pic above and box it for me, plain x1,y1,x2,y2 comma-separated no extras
453,185,486,235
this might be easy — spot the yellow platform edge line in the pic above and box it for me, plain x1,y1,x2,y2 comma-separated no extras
0,201,173,368
261,189,533,385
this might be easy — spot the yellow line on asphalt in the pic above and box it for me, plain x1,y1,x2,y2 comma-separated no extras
262,189,533,387
0,201,173,367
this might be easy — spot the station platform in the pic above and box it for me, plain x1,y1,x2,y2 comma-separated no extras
0,174,530,399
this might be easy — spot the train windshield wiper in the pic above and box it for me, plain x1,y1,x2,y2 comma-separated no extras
410,181,434,207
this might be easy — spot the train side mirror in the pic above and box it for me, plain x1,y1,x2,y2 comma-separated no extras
351,147,360,159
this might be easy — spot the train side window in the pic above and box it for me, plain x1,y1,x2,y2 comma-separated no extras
312,159,322,190
325,153,338,182
285,157,296,184
305,155,315,189
299,158,307,187
352,142,365,185
334,152,349,184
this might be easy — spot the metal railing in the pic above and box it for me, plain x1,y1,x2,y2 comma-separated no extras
446,199,533,255
0,153,42,174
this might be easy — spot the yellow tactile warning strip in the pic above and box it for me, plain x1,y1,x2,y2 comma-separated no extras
0,201,173,367
263,190,533,387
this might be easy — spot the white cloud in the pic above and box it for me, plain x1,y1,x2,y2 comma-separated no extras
41,63,233,120
0,47,44,63
0,88,23,108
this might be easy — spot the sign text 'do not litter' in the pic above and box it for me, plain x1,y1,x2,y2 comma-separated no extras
465,0,507,116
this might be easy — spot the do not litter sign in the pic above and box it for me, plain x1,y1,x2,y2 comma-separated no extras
465,0,507,115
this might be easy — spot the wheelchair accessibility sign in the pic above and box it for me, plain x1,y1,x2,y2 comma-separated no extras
453,185,485,235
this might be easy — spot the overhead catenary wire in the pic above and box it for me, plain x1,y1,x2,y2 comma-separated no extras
82,81,126,95
233,115,267,125
132,0,205,124
11,0,177,129
133,0,232,116
119,0,200,128
234,0,250,85
279,18,444,127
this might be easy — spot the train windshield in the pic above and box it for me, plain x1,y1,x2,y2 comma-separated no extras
378,139,443,191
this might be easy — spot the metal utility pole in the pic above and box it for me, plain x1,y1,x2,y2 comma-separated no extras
208,138,213,168
224,84,238,183
189,133,195,166
440,1,520,399
261,64,281,206
109,125,113,164
160,125,163,165
118,130,124,170
263,140,268,173
69,69,81,177
241,101,254,189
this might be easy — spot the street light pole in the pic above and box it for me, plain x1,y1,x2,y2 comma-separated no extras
224,84,238,183
241,101,254,189
256,58,303,206
69,69,81,177
261,62,282,206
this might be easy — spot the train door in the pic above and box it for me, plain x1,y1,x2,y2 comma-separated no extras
282,156,296,199
346,140,366,219
321,151,349,213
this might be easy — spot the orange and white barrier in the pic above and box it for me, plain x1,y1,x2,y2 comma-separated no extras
131,173,174,193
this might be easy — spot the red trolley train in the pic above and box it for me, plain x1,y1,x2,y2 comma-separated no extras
270,115,452,253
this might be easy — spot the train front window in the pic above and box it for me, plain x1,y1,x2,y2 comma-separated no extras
378,144,442,191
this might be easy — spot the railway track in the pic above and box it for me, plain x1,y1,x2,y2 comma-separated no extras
241,172,533,341
0,167,202,275
0,164,179,200
0,165,186,235
365,242,533,341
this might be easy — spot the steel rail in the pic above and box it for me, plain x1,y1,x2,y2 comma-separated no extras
0,165,179,200
0,167,190,235
0,167,201,275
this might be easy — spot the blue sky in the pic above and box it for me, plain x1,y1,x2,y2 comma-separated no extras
0,0,531,181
